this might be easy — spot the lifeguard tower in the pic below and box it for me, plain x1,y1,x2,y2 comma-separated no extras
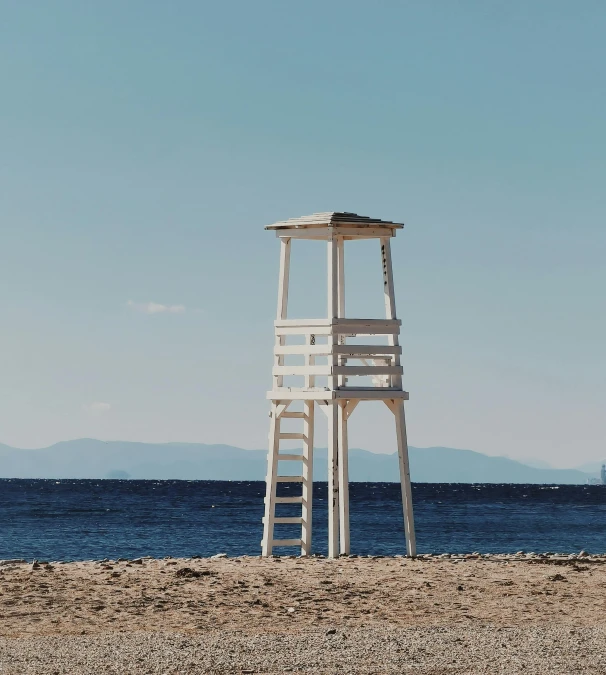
261,212,416,558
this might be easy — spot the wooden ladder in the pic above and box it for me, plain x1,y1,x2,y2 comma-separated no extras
261,401,314,556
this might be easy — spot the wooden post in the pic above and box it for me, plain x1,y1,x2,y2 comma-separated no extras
336,237,350,555
380,237,402,387
275,238,291,388
394,400,416,557
327,400,339,558
382,237,416,557
338,400,350,555
301,400,314,556
337,237,345,317
261,403,281,556
327,236,339,558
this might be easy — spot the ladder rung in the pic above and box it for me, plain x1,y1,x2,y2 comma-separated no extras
276,475,303,482
278,433,306,440
273,496,304,504
272,539,302,547
280,412,307,419
262,516,303,524
278,454,305,461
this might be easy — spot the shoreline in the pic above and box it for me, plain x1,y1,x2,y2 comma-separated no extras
3,549,606,565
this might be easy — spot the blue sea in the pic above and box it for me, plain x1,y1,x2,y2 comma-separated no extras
2,480,606,561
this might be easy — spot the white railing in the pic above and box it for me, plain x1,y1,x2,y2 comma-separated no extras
272,318,403,391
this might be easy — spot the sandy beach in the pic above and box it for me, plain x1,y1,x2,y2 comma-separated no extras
2,553,606,673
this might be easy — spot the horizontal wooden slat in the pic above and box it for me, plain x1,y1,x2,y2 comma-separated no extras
267,388,409,401
273,496,304,504
273,227,396,240
275,320,401,337
274,366,331,376
275,318,332,327
333,366,403,376
276,475,304,482
273,365,401,376
334,388,409,400
271,539,302,547
273,517,303,525
274,344,401,356
335,318,401,327
275,318,400,328
278,432,306,440
333,321,400,335
277,454,305,461
279,411,308,418
333,345,401,355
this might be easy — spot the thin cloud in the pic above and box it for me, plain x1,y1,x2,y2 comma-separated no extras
127,300,186,315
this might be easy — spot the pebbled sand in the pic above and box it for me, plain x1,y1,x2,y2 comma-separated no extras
1,554,606,673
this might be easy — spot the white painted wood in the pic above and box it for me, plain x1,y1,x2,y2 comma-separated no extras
277,238,291,319
264,213,416,559
275,318,332,327
334,345,402,356
344,399,359,420
273,365,402,377
327,238,339,322
334,365,402,376
301,399,314,556
337,401,350,555
394,400,416,557
274,227,397,239
261,403,280,557
316,401,331,416
275,402,290,419
383,399,397,415
267,389,409,401
274,344,402,356
326,235,341,560
337,238,345,317
274,238,291,390
380,237,403,389
272,539,303,547
327,401,339,559
275,317,401,329
274,324,400,336
337,237,346,387
274,325,333,336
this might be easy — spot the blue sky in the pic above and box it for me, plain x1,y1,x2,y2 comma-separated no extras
0,1,604,466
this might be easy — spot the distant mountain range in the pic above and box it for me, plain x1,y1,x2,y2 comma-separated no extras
0,439,600,484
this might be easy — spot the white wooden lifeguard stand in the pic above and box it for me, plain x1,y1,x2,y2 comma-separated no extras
261,212,416,559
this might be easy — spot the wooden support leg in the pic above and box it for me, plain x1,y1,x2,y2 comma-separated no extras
301,400,314,556
327,401,339,559
261,404,281,556
393,400,416,557
338,401,350,555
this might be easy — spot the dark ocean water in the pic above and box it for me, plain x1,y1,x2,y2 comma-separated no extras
2,480,606,561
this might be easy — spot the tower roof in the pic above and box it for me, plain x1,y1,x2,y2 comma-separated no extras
265,211,404,230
